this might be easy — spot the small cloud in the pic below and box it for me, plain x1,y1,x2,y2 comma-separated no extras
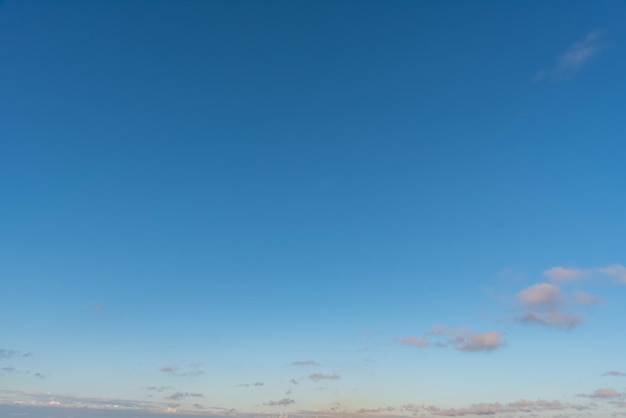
519,310,583,329
517,283,564,309
290,379,299,385
398,337,429,348
604,371,626,377
34,373,45,379
516,283,583,329
1,366,16,372
237,382,264,388
309,373,340,382
0,349,31,360
573,291,602,305
160,365,204,377
430,326,506,352
265,398,295,406
544,267,587,283
145,386,173,392
534,30,605,82
291,360,319,366
579,388,622,399
598,264,626,283
166,392,203,400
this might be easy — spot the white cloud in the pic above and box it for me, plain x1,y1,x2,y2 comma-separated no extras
534,31,605,81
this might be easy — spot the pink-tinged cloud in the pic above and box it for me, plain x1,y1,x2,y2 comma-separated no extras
399,337,429,347
457,331,505,352
430,326,505,352
357,406,396,413
544,267,586,283
519,310,583,329
265,398,294,406
291,360,319,366
517,283,563,308
573,291,602,305
598,264,626,283
604,371,626,377
309,373,340,381
579,388,622,398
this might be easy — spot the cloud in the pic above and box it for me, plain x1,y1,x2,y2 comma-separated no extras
237,382,264,388
604,371,626,377
357,406,396,413
0,349,31,360
309,373,340,381
516,283,583,329
544,267,587,283
519,310,583,329
34,373,45,379
517,283,563,309
430,326,505,352
290,360,319,366
145,386,173,392
579,388,622,399
1,366,16,372
159,366,204,377
573,291,602,305
290,378,299,385
265,398,294,406
398,337,430,347
534,31,605,81
166,392,203,400
598,264,626,283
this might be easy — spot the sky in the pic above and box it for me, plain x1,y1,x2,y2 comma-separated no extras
1,0,626,417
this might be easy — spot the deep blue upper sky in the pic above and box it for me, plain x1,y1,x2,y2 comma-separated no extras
1,1,626,416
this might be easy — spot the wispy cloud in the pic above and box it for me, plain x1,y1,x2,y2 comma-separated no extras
0,349,32,360
309,373,340,382
579,388,622,399
290,360,319,366
544,267,587,283
237,382,264,388
604,371,626,377
598,264,626,283
145,386,173,392
264,398,295,406
159,365,204,377
357,406,396,413
166,392,203,400
398,336,430,348
573,291,602,305
534,31,605,82
431,326,506,352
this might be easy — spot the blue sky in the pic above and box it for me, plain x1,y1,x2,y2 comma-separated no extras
1,1,626,417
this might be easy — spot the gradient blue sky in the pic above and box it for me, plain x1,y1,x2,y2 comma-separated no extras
2,1,626,417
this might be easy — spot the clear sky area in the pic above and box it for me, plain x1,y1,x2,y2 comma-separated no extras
1,1,626,417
